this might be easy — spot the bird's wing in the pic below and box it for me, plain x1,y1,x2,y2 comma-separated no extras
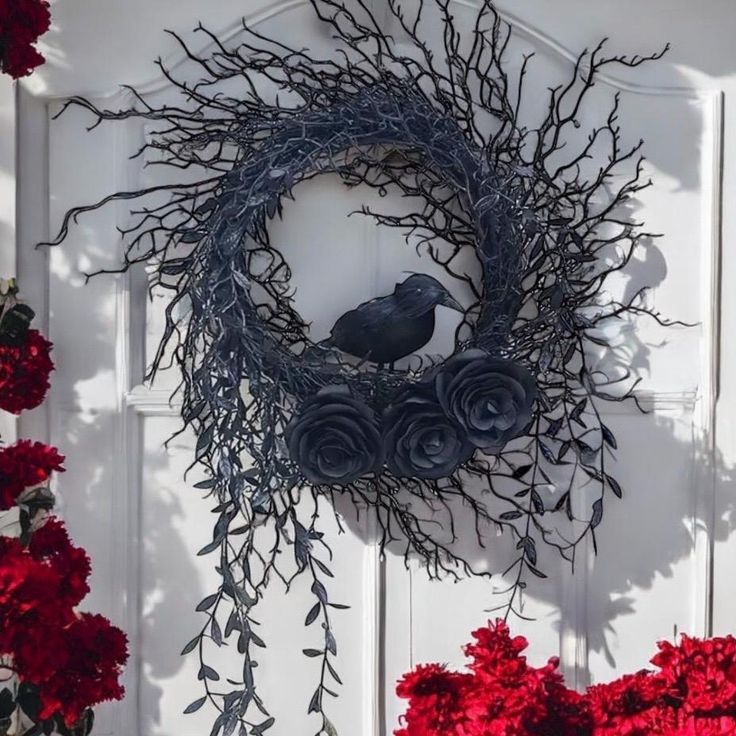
330,297,397,359
359,295,401,326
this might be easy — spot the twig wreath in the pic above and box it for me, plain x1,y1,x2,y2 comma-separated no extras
45,1,677,733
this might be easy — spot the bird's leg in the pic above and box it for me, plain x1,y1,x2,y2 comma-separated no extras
389,362,395,371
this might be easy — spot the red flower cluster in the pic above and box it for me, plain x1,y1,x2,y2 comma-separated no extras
18,613,128,724
0,329,54,414
0,0,51,79
0,518,128,726
0,286,128,730
589,633,736,735
0,439,65,509
28,517,91,606
396,619,589,735
396,622,736,736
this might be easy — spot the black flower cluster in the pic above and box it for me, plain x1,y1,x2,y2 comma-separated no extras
286,350,537,483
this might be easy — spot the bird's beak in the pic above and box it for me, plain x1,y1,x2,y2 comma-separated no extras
440,293,464,313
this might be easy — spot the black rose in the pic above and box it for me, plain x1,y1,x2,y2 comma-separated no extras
285,386,383,484
383,384,472,479
434,349,537,453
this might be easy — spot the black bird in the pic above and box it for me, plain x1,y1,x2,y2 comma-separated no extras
324,273,464,367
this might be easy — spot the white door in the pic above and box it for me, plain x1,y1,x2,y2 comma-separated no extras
5,1,736,734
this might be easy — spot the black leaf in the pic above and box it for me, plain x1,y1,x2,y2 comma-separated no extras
195,198,217,215
512,464,532,480
181,636,200,655
311,580,328,604
313,558,334,578
223,713,238,736
0,690,13,720
305,603,321,626
522,537,537,565
553,492,568,512
326,659,343,685
308,689,322,714
184,696,207,714
530,490,545,514
225,609,241,637
607,474,623,498
601,423,618,449
325,630,337,655
199,665,220,682
180,229,206,243
159,261,189,276
500,510,522,520
196,424,215,459
197,593,219,612
252,717,276,734
16,683,41,722
570,398,588,425
212,618,223,646
197,539,222,556
209,714,224,736
539,443,557,464
250,632,266,648
590,498,604,529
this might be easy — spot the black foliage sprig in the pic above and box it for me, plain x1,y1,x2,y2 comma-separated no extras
41,1,675,732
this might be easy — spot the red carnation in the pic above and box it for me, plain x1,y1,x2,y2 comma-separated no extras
652,634,736,713
0,536,73,671
395,619,590,736
35,613,128,726
0,0,51,79
0,535,65,626
588,633,736,734
587,670,669,735
0,329,54,414
395,664,473,736
29,517,91,608
1,41,45,78
397,624,736,736
0,439,65,509
0,527,127,728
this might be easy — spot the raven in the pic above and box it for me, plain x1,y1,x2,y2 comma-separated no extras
324,273,464,367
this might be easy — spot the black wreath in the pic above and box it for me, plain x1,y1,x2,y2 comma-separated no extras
46,2,679,733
